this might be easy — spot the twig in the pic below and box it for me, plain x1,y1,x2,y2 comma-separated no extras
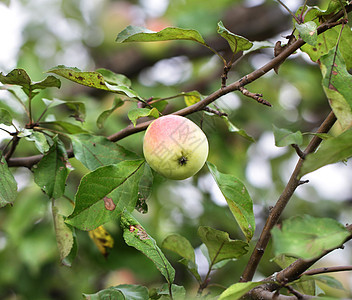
298,0,308,23
276,0,301,24
238,86,272,106
0,127,12,135
291,144,305,159
4,135,20,161
240,111,337,282
297,179,309,186
285,285,304,299
301,265,352,277
203,106,228,117
221,52,244,88
198,241,226,295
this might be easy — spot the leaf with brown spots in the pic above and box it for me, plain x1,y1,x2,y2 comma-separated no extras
103,197,116,211
48,65,142,100
121,211,175,284
66,160,145,231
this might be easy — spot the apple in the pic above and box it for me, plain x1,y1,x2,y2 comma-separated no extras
143,115,209,180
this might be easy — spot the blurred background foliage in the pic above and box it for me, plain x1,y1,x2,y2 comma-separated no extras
0,0,351,299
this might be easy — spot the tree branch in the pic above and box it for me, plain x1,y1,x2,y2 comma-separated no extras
240,111,337,282
247,225,352,299
248,287,315,300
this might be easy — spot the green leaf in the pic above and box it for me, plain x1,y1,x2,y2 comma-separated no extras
31,75,61,90
272,254,297,269
217,21,253,54
178,258,201,282
33,138,70,199
273,125,303,147
198,226,248,266
48,65,142,100
136,164,153,214
153,284,186,300
316,0,347,16
291,275,316,296
0,108,13,126
298,7,352,70
243,40,274,55
62,229,78,267
128,107,159,126
162,234,195,262
40,121,89,134
218,281,267,300
52,205,77,266
83,284,149,300
114,284,149,300
295,21,317,46
0,68,31,87
150,99,168,113
0,69,60,97
320,49,352,129
66,160,145,231
96,68,131,87
24,130,50,154
222,116,255,142
0,158,17,207
96,97,124,129
300,129,352,176
121,211,175,284
162,234,200,281
116,25,206,45
314,275,345,291
83,288,124,300
271,215,350,260
207,162,255,241
71,133,139,171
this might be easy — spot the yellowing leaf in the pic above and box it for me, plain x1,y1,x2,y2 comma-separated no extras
183,92,201,107
88,225,114,257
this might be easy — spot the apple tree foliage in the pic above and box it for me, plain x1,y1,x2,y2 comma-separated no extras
1,0,352,299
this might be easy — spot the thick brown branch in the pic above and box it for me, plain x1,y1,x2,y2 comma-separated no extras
240,111,337,282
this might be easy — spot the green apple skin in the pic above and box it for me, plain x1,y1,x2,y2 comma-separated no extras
143,115,209,180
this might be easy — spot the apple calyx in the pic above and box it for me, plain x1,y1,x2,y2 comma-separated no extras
178,155,188,166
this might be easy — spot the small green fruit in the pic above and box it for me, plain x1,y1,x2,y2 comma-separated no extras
143,115,209,180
